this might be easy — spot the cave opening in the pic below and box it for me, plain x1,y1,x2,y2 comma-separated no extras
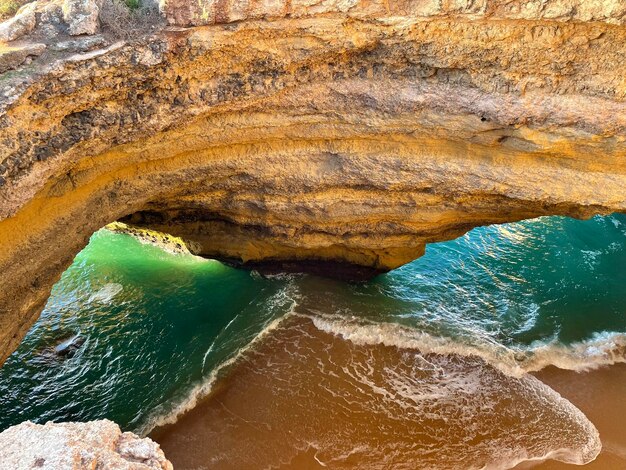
0,213,625,468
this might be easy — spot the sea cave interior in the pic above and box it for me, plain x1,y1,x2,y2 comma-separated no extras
0,0,625,467
0,213,625,469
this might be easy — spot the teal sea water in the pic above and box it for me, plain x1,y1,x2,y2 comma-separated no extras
0,214,624,466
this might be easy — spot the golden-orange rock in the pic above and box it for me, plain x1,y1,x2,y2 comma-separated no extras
0,4,624,365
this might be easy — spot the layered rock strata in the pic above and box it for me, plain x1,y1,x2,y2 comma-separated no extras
0,0,624,365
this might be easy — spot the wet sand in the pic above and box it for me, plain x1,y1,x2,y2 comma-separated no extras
529,364,626,470
152,315,619,469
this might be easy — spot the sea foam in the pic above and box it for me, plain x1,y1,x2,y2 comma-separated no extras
306,312,626,377
138,281,300,435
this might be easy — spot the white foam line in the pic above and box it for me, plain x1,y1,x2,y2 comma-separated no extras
201,311,241,374
137,310,295,436
303,313,626,377
524,332,626,372
481,446,600,470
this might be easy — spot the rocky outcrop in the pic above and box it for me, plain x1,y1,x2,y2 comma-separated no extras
0,2,37,42
0,419,172,469
62,0,101,36
0,43,46,73
106,221,198,255
160,0,626,27
0,0,624,365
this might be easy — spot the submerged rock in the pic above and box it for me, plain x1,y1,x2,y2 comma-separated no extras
37,333,86,361
0,420,173,469
52,334,85,357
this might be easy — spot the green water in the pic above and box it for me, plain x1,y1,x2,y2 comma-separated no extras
0,214,624,434
0,232,295,431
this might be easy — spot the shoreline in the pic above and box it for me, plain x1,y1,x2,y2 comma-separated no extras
528,363,626,469
151,317,624,469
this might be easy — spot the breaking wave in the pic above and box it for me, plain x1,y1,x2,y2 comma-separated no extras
137,281,300,435
307,312,626,377
151,314,602,469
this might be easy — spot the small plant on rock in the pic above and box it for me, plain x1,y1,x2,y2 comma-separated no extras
0,0,31,21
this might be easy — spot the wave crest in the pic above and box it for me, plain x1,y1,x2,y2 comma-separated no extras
306,313,626,377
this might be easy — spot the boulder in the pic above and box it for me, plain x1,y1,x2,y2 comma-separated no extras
0,420,173,469
63,0,101,35
0,2,37,42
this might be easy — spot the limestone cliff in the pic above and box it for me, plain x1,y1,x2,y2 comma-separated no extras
0,419,172,469
0,0,624,365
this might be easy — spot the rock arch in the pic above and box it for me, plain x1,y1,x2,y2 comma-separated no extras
0,13,625,366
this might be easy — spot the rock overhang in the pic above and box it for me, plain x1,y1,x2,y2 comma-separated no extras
0,0,624,365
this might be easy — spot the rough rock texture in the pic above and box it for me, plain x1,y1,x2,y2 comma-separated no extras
161,0,626,26
0,420,172,469
0,43,46,73
48,34,108,52
0,0,624,365
62,0,101,36
0,2,37,41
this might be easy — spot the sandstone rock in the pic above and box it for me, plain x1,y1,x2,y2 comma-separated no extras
0,2,37,42
160,0,626,26
0,43,45,73
0,2,625,367
63,0,101,35
502,0,626,23
160,0,197,26
0,420,173,469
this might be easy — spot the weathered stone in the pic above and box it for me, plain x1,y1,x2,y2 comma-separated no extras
49,34,108,52
0,420,173,469
0,43,45,73
0,3,625,367
0,2,37,42
38,3,68,39
63,0,101,35
160,0,626,26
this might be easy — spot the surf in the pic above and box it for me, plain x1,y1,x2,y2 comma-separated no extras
0,213,624,469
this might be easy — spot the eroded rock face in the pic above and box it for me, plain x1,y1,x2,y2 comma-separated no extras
0,0,624,365
160,0,626,26
0,43,46,73
0,420,172,469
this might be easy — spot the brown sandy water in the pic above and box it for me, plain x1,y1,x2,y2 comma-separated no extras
530,365,626,470
151,314,618,470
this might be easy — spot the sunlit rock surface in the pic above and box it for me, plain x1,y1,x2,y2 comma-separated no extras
0,2,37,41
62,0,101,36
0,0,624,365
161,0,626,26
0,420,172,469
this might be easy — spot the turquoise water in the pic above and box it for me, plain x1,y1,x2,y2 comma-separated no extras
0,232,295,431
0,214,624,436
